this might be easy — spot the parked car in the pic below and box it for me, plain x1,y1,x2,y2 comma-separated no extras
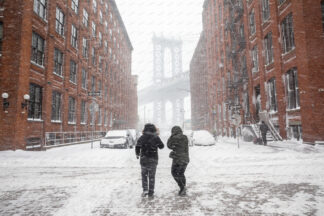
100,130,133,149
192,130,215,146
127,129,138,148
183,130,194,146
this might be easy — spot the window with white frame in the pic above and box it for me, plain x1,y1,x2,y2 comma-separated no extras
99,11,103,24
109,47,112,58
81,100,87,124
68,96,76,124
91,47,96,65
261,0,270,22
82,68,87,89
285,68,300,110
33,0,47,20
267,78,278,112
104,109,108,126
109,29,112,39
51,91,62,121
54,48,63,76
105,21,108,33
105,3,109,13
71,0,79,14
264,32,273,65
31,32,45,66
281,13,295,54
92,22,96,38
97,108,102,125
71,24,78,48
28,83,42,120
82,37,88,58
70,60,77,84
91,76,96,92
99,32,102,46
251,45,259,73
104,41,108,54
83,9,88,27
249,9,256,35
93,0,97,13
55,7,64,36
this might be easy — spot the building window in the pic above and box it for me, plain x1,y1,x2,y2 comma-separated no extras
28,83,42,120
105,21,108,33
82,68,87,89
51,91,62,122
31,32,45,66
55,7,64,36
54,48,63,76
92,22,96,38
33,0,47,20
104,109,108,126
100,11,103,24
99,32,102,46
91,76,96,92
68,96,76,124
93,0,97,13
99,56,103,72
71,24,78,48
261,0,270,22
70,60,77,84
91,47,96,65
264,32,273,65
267,78,278,112
0,22,3,56
281,13,295,54
83,9,88,27
98,80,102,96
278,0,286,5
104,41,108,54
98,108,102,125
82,37,88,58
249,9,256,35
105,3,109,13
251,45,258,73
71,0,79,14
321,1,324,31
285,68,300,110
81,100,87,124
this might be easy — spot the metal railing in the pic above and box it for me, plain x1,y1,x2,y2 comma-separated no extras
44,131,106,147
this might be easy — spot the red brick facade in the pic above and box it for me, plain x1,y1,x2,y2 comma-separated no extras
0,0,137,150
191,0,324,144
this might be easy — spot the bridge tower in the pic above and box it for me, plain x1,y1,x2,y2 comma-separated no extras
151,35,184,127
152,35,182,83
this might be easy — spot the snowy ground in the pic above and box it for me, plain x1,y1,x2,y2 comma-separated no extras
0,137,324,216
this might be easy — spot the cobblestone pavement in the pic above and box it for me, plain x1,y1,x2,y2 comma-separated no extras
0,142,324,215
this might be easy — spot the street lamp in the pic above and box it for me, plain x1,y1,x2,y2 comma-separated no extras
2,92,9,113
21,94,30,113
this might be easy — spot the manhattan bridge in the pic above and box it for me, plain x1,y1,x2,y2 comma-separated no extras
138,35,190,130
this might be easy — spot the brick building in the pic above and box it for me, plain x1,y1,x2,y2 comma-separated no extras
0,0,137,150
191,0,324,144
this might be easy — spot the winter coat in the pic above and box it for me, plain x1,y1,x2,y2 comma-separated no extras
136,124,164,165
260,122,269,135
167,126,190,165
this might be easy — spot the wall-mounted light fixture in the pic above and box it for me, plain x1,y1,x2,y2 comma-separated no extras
2,92,9,113
21,94,30,112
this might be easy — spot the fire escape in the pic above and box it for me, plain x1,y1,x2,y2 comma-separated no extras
224,0,248,123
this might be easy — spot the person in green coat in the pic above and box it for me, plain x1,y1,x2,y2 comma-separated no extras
167,126,190,196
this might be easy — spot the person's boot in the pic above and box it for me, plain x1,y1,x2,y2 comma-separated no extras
141,190,148,197
179,187,186,196
148,192,154,199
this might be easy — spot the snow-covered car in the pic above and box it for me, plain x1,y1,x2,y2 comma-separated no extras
100,130,133,149
127,129,138,148
183,130,194,146
192,130,215,146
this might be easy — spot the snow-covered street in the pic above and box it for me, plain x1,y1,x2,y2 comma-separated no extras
1,138,324,216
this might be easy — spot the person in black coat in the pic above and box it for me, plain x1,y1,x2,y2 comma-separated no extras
136,123,164,198
167,126,190,196
260,121,269,145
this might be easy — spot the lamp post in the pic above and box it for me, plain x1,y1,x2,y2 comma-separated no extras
2,92,9,113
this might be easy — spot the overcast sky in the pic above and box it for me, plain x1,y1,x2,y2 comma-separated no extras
116,0,204,89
